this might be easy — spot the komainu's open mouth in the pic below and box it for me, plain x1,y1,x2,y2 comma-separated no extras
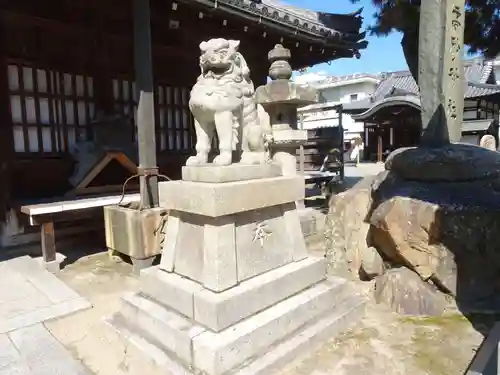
203,65,230,75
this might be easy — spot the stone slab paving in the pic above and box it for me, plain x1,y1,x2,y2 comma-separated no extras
0,255,92,374
0,255,91,334
0,324,89,374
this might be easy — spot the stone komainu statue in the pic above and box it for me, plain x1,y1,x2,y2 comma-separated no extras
187,38,271,166
479,134,497,151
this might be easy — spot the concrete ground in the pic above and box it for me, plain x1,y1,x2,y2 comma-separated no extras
279,302,485,375
0,255,91,374
343,162,385,187
0,324,90,375
43,238,487,375
44,252,167,375
0,255,90,334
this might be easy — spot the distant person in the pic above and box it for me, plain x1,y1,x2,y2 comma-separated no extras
350,137,364,166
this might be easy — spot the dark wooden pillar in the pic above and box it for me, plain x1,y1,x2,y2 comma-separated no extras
133,0,159,208
377,124,383,163
0,15,14,223
363,123,369,162
92,3,114,116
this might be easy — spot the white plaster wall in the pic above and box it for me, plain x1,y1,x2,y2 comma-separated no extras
320,82,374,104
494,59,500,84
300,80,378,136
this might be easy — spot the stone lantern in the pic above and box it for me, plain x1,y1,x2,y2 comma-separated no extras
255,44,318,176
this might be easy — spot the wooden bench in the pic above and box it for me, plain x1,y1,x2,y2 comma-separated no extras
20,193,140,271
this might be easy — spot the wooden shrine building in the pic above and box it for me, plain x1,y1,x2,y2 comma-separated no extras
0,0,366,247
343,58,500,162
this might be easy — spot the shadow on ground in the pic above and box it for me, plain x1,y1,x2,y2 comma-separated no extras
0,227,148,270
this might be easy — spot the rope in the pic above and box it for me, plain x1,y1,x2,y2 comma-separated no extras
117,171,172,210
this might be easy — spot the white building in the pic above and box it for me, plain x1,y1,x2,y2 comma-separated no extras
493,58,500,84
296,73,380,141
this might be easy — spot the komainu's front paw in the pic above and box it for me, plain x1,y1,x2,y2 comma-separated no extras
240,151,266,165
213,152,232,166
186,154,208,166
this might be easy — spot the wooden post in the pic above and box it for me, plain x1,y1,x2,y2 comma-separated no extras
133,0,159,209
0,14,13,225
377,125,383,163
41,221,57,264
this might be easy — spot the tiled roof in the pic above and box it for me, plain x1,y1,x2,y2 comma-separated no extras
344,57,500,114
184,0,367,50
254,0,365,41
466,82,500,98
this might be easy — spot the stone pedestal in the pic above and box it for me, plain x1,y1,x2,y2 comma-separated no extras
159,168,308,292
108,164,367,375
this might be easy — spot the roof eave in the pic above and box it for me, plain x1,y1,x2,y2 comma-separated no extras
180,0,367,49
465,82,500,99
351,96,421,121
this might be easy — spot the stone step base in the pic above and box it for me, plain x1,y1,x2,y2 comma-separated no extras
140,257,326,332
106,277,368,375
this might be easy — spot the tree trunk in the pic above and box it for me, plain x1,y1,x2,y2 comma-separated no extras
401,30,419,84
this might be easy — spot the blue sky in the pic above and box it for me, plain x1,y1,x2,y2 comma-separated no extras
287,0,408,77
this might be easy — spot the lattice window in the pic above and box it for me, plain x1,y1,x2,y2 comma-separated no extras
112,78,193,152
156,85,192,151
113,78,138,122
8,63,95,153
112,78,137,143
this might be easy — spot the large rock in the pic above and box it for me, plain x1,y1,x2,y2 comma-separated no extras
374,267,448,316
369,197,446,282
326,144,500,312
325,174,380,278
359,246,385,280
370,170,500,309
